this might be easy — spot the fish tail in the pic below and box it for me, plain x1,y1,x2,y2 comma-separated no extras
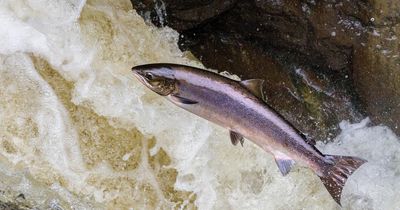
318,155,366,206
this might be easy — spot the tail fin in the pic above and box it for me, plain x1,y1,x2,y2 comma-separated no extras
319,155,366,206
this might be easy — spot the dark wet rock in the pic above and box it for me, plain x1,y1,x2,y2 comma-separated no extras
131,0,400,139
352,1,400,134
132,0,238,30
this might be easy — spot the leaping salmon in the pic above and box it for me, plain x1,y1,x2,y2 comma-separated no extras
131,63,366,205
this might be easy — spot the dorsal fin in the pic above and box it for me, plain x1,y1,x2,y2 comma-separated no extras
240,79,266,101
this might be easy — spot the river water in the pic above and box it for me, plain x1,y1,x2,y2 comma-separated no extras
0,0,399,209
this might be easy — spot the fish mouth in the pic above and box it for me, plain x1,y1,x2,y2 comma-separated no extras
131,66,141,75
131,67,146,83
131,67,155,91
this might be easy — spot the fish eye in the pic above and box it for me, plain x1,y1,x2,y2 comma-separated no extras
144,72,154,80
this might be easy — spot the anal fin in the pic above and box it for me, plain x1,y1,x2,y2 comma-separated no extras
273,152,295,176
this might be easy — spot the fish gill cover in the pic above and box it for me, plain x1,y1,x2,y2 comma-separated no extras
0,0,398,209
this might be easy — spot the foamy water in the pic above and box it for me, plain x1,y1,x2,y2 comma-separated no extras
0,0,399,209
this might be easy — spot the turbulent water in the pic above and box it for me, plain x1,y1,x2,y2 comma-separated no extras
0,0,399,209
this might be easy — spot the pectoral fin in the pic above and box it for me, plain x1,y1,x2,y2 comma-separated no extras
273,151,295,176
230,130,244,146
240,79,266,101
169,95,198,105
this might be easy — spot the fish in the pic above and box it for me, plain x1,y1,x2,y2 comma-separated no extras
131,63,366,205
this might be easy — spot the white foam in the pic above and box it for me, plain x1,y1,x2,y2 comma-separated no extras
318,119,400,209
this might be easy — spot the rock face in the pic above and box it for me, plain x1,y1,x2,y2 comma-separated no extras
352,1,400,134
131,0,400,139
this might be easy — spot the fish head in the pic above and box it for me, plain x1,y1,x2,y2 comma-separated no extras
132,64,177,96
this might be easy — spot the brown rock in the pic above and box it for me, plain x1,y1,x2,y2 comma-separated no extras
353,1,400,134
131,0,400,139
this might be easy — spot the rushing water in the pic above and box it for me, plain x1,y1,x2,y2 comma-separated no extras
0,0,399,209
